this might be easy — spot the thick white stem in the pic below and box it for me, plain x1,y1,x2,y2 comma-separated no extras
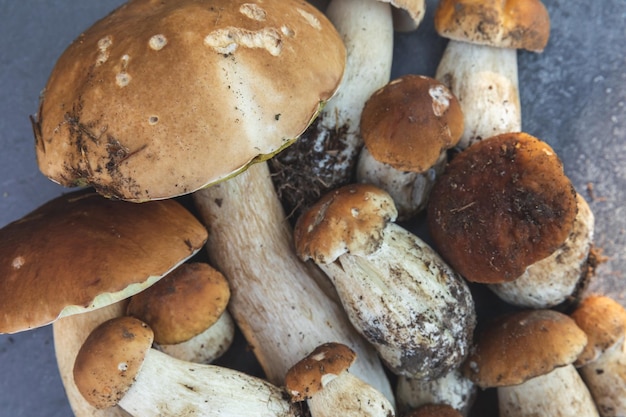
157,311,235,364
318,222,475,379
498,364,599,417
119,349,299,417
489,193,595,308
578,339,626,417
192,162,394,404
53,302,131,417
436,41,521,149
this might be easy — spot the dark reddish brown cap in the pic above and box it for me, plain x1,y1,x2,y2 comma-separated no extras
434,0,551,52
427,132,578,284
126,262,230,345
571,295,626,366
73,316,154,409
0,189,208,334
361,74,464,173
284,342,357,402
294,184,397,264
35,0,346,201
405,404,463,417
462,309,587,388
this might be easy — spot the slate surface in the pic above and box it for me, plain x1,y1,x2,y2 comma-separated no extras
0,0,624,416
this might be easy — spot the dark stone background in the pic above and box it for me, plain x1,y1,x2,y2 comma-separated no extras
0,0,624,415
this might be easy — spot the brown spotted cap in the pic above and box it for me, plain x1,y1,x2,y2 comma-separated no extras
284,342,357,402
463,309,587,388
427,132,578,284
294,184,397,264
0,189,207,334
73,316,154,409
434,0,551,52
361,75,464,173
34,0,346,201
126,262,231,345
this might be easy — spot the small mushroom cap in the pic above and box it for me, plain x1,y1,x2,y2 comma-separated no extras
35,0,346,201
294,184,398,264
126,262,230,345
427,132,578,284
73,316,154,409
284,342,357,402
361,74,464,173
405,404,463,417
463,309,588,388
0,190,208,334
434,0,551,52
571,295,626,367
384,0,426,31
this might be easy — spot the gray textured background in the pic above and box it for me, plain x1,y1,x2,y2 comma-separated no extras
0,1,624,416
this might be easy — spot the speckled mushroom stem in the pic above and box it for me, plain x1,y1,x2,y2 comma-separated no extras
192,162,395,405
53,301,131,417
271,0,393,218
435,41,521,149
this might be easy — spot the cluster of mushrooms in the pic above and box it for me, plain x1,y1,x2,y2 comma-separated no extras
0,0,624,416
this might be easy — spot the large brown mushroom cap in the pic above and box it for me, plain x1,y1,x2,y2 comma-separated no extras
126,262,230,345
463,309,587,389
427,132,578,284
0,189,207,334
361,74,464,173
405,404,463,417
35,0,346,201
294,184,397,264
73,316,154,409
434,0,551,52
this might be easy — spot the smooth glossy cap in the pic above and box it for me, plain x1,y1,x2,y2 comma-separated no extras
0,189,208,334
428,132,578,284
434,0,550,52
571,295,626,366
463,309,587,388
294,184,397,264
361,75,464,173
74,316,154,409
35,0,346,201
126,262,231,345
285,342,357,402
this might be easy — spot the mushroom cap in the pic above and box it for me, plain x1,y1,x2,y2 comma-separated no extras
284,342,357,402
126,262,230,345
73,316,154,409
427,132,578,284
360,74,464,173
405,404,463,417
463,309,587,388
294,184,398,264
35,0,346,202
0,189,207,334
571,295,626,366
384,0,426,31
434,0,550,52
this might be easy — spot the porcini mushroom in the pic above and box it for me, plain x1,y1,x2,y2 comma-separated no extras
433,0,550,148
0,189,207,416
463,309,599,416
427,132,579,285
294,183,476,380
126,262,235,364
404,404,463,417
356,74,464,220
33,0,393,401
74,316,301,416
571,295,626,416
284,342,395,417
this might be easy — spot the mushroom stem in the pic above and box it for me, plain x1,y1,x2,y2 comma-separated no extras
192,162,394,404
53,301,131,417
271,0,394,218
498,364,599,417
436,41,521,149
